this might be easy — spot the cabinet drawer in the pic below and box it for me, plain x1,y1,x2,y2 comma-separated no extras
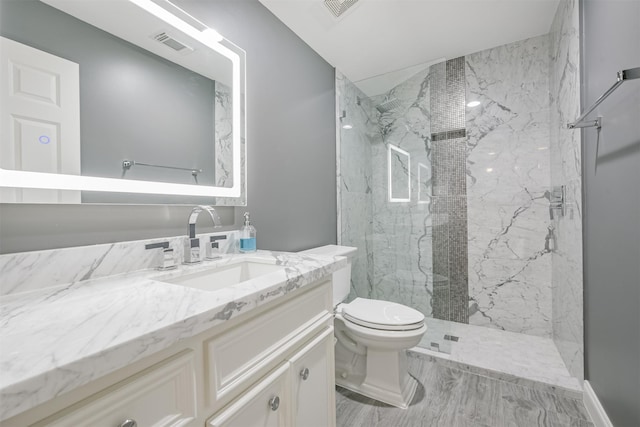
207,363,289,427
39,351,197,427
206,281,331,405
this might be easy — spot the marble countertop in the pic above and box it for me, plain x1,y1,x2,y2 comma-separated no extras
0,250,346,422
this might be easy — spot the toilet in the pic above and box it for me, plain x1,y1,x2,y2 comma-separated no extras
300,245,426,409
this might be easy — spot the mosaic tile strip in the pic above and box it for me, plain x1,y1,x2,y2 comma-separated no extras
430,58,469,324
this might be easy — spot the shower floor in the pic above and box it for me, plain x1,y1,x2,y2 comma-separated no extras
413,318,582,397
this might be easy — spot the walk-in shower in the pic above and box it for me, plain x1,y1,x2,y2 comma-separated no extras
336,0,583,391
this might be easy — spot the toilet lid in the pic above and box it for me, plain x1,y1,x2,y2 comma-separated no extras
342,298,425,331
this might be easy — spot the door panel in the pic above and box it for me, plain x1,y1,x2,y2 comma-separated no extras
1,36,80,203
289,327,336,427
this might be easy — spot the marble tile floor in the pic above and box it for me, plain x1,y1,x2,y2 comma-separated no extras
336,353,593,427
415,318,582,397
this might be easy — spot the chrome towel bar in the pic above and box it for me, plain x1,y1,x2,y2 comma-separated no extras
122,159,202,177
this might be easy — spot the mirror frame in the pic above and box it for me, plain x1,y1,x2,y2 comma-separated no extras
0,0,245,201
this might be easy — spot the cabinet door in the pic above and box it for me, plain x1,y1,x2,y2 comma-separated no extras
207,363,290,427
289,327,336,427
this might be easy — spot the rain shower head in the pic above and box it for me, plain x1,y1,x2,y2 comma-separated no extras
324,0,359,18
376,98,402,113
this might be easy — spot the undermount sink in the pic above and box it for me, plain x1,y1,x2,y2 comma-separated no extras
162,260,285,292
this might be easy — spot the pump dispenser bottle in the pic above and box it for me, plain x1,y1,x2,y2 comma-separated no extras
239,212,257,253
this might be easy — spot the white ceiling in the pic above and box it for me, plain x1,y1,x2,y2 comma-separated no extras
258,0,560,96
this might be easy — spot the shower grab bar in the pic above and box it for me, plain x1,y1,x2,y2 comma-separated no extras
122,159,203,177
567,67,640,129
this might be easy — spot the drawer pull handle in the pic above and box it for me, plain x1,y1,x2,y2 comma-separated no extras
119,420,137,427
269,395,280,411
300,367,310,381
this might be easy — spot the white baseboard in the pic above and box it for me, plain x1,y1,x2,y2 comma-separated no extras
583,380,614,427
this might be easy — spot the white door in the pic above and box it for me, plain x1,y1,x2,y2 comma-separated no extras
289,327,336,427
0,36,80,203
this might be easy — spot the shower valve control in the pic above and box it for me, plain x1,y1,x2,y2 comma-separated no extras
549,185,566,219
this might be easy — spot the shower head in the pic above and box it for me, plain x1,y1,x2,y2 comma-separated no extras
376,98,402,114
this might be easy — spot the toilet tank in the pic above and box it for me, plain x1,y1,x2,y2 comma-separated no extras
299,245,357,306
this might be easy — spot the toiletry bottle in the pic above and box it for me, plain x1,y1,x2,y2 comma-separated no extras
239,212,257,253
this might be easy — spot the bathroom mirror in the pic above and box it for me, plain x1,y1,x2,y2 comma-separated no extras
0,0,246,205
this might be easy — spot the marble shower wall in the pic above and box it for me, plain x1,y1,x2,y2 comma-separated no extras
465,35,553,337
336,71,377,300
549,0,583,381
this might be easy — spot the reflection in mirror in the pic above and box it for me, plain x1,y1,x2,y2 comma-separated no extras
0,0,245,205
388,144,411,202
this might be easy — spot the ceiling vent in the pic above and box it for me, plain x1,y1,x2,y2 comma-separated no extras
324,0,359,18
152,32,194,54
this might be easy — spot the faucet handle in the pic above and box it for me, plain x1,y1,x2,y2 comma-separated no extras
161,248,176,270
184,237,201,264
145,241,177,270
205,241,221,260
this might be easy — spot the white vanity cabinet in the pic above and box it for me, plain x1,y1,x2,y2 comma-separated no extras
208,327,336,427
7,278,336,427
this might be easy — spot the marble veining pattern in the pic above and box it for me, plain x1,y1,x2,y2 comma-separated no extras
213,80,247,206
214,81,233,189
465,35,553,337
549,0,584,382
0,231,239,296
0,248,346,421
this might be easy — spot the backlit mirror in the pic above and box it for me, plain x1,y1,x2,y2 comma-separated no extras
0,0,246,205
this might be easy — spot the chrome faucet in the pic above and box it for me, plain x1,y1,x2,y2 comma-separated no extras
184,205,222,264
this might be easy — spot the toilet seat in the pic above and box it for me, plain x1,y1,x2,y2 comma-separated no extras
341,298,425,331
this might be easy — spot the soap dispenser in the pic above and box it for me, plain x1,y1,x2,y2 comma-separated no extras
239,212,257,253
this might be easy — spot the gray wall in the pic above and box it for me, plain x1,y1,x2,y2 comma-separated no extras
178,0,337,252
0,0,337,253
582,0,640,425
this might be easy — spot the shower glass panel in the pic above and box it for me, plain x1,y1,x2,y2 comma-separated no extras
336,65,458,354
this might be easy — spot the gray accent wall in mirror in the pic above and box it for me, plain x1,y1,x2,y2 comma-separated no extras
0,0,246,205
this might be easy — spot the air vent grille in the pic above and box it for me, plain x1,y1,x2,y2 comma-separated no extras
152,32,193,53
324,0,359,18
